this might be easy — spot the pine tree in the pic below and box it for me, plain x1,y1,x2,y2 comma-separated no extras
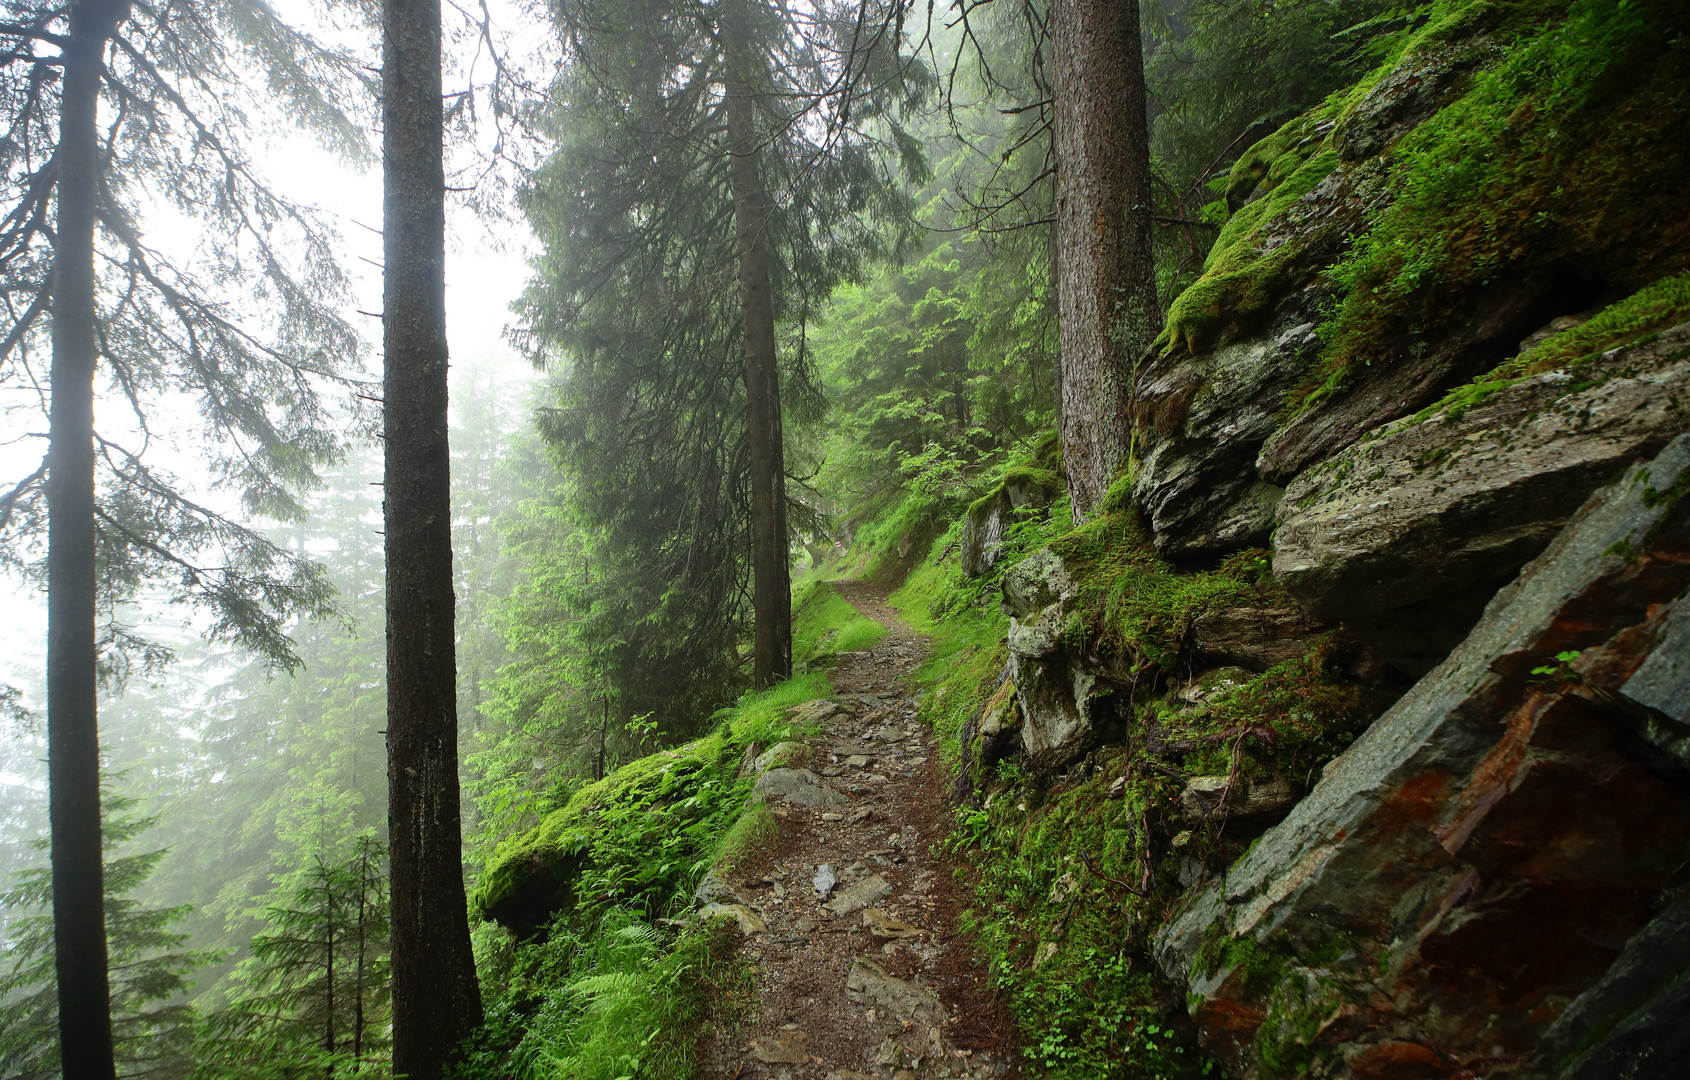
193,835,391,1080
0,791,217,1080
1049,0,1157,522
0,3,371,1071
515,0,930,700
381,0,484,1068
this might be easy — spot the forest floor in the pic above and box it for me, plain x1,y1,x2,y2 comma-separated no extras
699,581,1017,1080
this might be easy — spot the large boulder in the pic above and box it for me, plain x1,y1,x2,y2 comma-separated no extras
1130,25,1500,559
1274,321,1690,623
1154,435,1690,1078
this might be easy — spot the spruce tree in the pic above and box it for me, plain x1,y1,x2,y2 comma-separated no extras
0,5,371,1072
0,792,217,1080
192,836,392,1079
381,0,484,1069
515,0,930,698
1049,0,1157,522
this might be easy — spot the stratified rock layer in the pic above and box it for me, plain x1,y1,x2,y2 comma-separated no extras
1275,322,1690,622
1154,435,1690,1079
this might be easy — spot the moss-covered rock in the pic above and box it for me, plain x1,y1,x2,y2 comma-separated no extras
474,675,834,937
960,466,1064,578
1274,319,1690,625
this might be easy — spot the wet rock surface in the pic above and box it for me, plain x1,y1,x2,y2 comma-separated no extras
1155,435,1690,1078
1274,321,1690,623
700,583,1015,1080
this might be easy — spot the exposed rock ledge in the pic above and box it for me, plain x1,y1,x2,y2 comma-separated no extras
1155,435,1690,1079
1275,321,1690,624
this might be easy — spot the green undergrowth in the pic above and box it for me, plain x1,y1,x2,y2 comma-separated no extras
471,672,831,927
1305,0,1690,409
846,449,1391,1078
894,499,1073,764
462,665,838,1077
792,578,887,664
454,912,752,1080
949,752,1219,1080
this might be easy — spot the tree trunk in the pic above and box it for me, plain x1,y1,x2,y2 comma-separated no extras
46,2,127,1076
726,35,791,690
382,0,484,1071
1050,0,1157,523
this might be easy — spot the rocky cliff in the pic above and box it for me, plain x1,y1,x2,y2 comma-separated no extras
953,0,1690,1075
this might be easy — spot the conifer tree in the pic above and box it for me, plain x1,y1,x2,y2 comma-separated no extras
193,835,392,1080
515,0,930,696
1049,0,1156,522
0,4,370,1072
381,0,483,1069
0,792,216,1080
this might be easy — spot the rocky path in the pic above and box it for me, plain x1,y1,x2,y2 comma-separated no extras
700,581,1014,1080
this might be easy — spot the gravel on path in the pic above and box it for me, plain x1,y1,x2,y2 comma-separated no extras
698,582,1017,1080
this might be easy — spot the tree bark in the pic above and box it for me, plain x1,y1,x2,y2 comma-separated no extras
1050,0,1157,523
382,0,484,1070
726,32,792,690
46,1,127,1076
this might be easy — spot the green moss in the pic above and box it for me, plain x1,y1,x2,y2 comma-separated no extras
1224,92,1350,209
1305,0,1690,411
967,465,1066,524
1160,150,1339,355
1394,272,1690,425
473,673,832,925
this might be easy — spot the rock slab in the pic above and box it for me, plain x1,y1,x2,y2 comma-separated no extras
1156,435,1690,1077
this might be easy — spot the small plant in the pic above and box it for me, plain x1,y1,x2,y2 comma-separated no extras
1530,649,1585,683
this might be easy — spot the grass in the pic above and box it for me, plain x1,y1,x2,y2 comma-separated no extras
791,578,887,663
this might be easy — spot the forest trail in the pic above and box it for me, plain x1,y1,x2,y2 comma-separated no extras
700,581,1015,1080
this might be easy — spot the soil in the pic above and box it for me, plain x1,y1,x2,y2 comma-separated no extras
698,581,1018,1080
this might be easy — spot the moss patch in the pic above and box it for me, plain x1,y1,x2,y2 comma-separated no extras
473,673,832,930
1305,0,1690,410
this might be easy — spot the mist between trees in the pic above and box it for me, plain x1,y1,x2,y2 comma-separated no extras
0,0,1424,1074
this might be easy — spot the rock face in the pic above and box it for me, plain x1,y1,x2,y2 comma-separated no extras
1130,2,1679,592
1153,436,1690,1079
999,549,1121,772
1275,322,1690,624
1190,606,1327,671
960,469,1061,577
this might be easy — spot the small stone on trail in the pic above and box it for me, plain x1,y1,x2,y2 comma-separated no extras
814,863,839,898
699,902,767,934
821,812,845,821
750,1032,810,1064
846,754,872,767
824,873,891,915
863,907,922,938
905,756,928,766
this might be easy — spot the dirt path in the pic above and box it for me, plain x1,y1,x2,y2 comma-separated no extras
700,582,1015,1080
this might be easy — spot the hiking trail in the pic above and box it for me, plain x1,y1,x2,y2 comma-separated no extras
700,581,1016,1080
